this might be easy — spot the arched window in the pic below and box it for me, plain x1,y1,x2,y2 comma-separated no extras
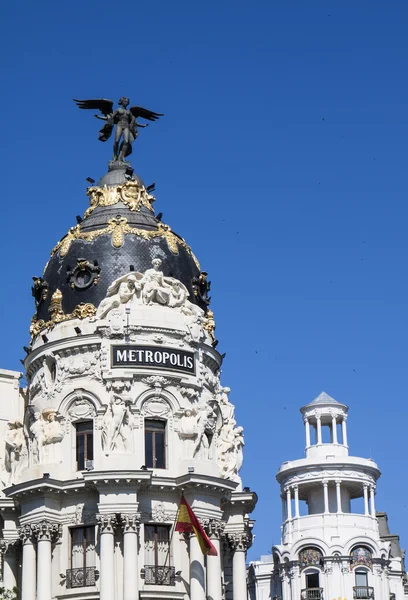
351,546,372,570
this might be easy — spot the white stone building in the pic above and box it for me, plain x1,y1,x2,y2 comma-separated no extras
0,163,256,600
248,392,407,600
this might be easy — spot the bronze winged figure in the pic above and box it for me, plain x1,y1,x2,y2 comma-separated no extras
73,97,163,162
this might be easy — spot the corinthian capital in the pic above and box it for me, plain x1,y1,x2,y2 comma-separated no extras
227,531,252,552
18,524,36,544
120,513,140,533
32,520,62,542
96,513,117,533
204,519,225,540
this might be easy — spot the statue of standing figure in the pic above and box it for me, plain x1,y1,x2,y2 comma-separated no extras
41,409,64,464
101,395,131,454
5,420,26,482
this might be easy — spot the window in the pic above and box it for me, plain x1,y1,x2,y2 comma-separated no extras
306,573,320,589
145,420,166,468
67,526,95,588
355,571,368,587
144,524,174,585
75,421,93,471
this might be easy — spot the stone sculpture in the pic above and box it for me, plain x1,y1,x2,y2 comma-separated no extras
41,409,64,464
4,420,25,482
217,423,244,482
101,395,131,454
96,259,193,319
73,97,163,162
193,403,217,460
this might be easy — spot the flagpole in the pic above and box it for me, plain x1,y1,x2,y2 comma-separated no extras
163,493,183,578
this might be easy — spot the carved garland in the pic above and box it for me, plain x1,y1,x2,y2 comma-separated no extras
50,219,200,268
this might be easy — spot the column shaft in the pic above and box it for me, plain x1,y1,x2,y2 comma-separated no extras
190,534,205,600
123,530,139,600
207,537,222,600
98,516,117,600
370,486,376,517
37,539,52,600
316,416,322,444
363,485,369,515
336,481,342,513
286,489,292,520
323,481,329,513
332,416,338,444
294,486,300,518
21,540,36,600
304,419,311,447
342,418,348,446
3,549,17,590
232,549,247,600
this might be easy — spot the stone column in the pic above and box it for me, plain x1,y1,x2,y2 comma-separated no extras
19,525,36,600
34,520,61,600
97,514,117,600
342,416,348,446
228,533,251,600
2,539,19,590
304,417,311,447
332,415,338,444
323,480,329,513
316,415,322,444
205,520,224,600
121,514,140,600
294,486,300,518
190,533,206,600
281,495,286,523
370,486,376,517
363,484,369,515
336,480,342,513
286,488,292,520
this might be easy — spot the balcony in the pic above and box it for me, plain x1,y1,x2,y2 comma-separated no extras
66,566,96,588
301,589,323,600
353,587,374,599
144,565,176,586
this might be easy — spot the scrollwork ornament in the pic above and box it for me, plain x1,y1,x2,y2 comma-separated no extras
96,513,117,534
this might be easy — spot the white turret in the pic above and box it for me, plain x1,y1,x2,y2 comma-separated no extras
248,392,407,600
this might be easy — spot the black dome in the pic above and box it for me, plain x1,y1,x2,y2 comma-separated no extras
34,167,203,323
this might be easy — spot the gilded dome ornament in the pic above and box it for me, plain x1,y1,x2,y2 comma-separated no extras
84,179,155,219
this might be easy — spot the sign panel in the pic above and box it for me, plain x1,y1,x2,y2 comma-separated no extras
111,345,195,375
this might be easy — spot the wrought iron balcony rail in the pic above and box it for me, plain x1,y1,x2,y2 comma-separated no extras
353,586,374,599
66,566,96,588
301,589,323,600
144,565,176,586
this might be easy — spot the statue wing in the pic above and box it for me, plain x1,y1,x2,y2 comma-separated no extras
129,106,164,122
73,98,114,116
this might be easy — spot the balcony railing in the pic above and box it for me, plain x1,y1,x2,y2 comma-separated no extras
144,565,176,586
66,566,96,588
353,587,374,599
301,589,323,600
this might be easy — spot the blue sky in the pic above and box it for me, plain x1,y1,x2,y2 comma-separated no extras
1,0,408,560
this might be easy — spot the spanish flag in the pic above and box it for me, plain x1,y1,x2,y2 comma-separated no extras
175,496,217,556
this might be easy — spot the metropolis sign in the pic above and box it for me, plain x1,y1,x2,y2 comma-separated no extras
111,345,195,375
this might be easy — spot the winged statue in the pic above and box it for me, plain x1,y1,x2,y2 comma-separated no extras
73,97,163,162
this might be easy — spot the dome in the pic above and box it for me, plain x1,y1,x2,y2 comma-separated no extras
31,165,205,336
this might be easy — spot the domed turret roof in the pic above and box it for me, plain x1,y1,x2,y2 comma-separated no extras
32,165,203,332
300,391,349,413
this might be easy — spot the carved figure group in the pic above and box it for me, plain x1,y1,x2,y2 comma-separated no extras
27,408,64,465
5,420,26,482
101,395,131,454
215,387,244,482
96,259,194,319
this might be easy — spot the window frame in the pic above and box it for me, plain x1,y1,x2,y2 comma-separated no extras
145,419,166,469
144,523,171,567
69,525,95,570
75,420,94,471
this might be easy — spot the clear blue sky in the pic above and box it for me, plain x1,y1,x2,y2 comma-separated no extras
1,0,408,560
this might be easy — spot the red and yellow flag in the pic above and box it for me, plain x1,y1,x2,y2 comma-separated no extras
175,496,217,556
